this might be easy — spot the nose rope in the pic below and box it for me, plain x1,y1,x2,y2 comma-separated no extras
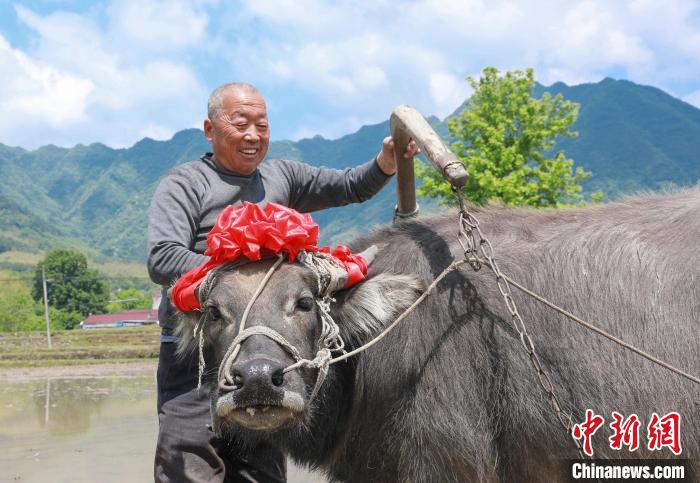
219,325,333,400
217,255,286,391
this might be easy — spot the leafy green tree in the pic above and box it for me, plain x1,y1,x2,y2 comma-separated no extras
32,249,109,318
49,308,84,330
107,288,152,313
417,67,599,207
0,272,44,332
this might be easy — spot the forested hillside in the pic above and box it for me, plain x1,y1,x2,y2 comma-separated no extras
535,78,700,195
1,78,699,262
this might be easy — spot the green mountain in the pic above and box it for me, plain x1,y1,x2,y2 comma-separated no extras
1,78,699,262
534,78,700,196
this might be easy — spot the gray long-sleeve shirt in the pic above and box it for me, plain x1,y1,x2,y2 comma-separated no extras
147,153,391,332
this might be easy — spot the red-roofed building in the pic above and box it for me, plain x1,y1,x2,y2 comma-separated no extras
80,309,159,329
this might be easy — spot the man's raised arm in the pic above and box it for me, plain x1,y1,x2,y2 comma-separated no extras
283,136,418,212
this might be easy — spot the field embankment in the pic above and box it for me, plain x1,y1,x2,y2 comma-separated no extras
0,325,160,368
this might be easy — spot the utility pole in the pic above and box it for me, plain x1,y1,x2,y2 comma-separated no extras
42,267,52,349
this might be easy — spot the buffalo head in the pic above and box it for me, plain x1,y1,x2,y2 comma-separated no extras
174,250,422,440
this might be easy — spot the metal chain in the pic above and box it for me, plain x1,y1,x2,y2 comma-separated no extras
453,188,587,459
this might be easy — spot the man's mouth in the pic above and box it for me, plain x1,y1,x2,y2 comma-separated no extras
239,148,259,157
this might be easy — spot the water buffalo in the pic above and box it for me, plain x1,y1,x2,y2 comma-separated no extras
175,189,699,482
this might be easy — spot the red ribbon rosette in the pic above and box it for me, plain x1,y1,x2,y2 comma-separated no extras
171,202,369,312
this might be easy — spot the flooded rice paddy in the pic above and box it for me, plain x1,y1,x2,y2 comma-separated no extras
0,372,324,482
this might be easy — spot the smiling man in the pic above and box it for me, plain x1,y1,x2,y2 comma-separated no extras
204,84,271,175
147,82,417,483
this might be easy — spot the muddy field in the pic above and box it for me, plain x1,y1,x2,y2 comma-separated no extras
0,330,326,482
0,370,326,483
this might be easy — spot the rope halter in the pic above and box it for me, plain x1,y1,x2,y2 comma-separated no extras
170,203,375,398
193,248,375,401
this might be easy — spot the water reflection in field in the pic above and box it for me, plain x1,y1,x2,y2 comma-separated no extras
0,375,157,483
0,375,324,483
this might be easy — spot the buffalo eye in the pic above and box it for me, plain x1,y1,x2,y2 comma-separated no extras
296,297,315,312
206,305,222,320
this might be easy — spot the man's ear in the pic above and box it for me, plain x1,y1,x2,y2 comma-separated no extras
332,273,424,346
203,118,213,141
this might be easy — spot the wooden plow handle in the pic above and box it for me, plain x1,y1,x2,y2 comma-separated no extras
390,104,469,220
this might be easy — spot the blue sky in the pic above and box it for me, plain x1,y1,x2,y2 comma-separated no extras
1,0,699,149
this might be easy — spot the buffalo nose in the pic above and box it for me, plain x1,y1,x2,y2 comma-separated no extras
231,358,286,390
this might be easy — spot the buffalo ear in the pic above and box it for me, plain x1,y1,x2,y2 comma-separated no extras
332,273,424,345
167,286,202,358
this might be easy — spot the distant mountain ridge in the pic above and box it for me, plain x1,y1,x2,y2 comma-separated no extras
534,78,700,195
1,78,699,262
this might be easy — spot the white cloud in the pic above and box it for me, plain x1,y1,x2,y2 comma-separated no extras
225,7,461,137
139,122,175,140
542,1,655,83
15,6,111,73
429,72,472,117
263,35,391,98
107,0,209,50
1,0,699,148
229,0,700,140
0,3,208,148
0,34,93,132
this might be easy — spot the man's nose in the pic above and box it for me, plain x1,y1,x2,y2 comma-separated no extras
243,126,261,141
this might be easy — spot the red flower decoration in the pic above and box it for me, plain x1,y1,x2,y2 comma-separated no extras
206,203,319,263
171,202,368,312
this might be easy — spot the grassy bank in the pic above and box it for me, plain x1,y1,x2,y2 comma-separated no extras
0,325,160,367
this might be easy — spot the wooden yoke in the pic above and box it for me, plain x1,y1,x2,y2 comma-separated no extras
390,105,469,221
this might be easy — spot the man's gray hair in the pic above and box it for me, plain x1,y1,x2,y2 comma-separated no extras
207,83,261,120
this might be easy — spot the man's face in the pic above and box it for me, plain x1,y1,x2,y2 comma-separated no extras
204,89,270,175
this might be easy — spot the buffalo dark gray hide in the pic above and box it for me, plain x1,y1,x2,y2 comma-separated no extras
175,189,699,482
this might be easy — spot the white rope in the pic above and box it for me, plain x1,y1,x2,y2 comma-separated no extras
217,255,285,391
327,259,467,365
194,318,206,390
193,267,218,390
217,325,331,398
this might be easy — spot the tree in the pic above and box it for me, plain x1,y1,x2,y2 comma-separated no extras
49,307,84,330
417,67,599,207
32,249,109,318
0,271,44,332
